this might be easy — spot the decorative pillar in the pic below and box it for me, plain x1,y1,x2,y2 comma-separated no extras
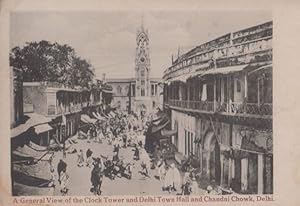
47,131,50,146
227,76,230,112
220,155,224,186
257,78,260,105
214,77,217,111
244,74,248,98
241,158,248,192
257,154,264,194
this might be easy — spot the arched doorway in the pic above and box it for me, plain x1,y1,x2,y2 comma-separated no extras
203,131,221,185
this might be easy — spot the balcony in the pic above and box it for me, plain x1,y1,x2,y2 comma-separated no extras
230,102,272,116
166,99,272,117
48,103,82,116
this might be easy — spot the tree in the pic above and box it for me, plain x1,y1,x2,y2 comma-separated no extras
10,41,95,88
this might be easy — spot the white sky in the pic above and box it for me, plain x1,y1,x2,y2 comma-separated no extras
10,11,271,79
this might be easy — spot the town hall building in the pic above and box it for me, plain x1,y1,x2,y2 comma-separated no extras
105,22,163,116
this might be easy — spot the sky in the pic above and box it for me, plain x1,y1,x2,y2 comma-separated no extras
10,10,271,79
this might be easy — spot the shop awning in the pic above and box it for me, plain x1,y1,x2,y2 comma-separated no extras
13,160,52,180
80,115,90,123
100,112,109,119
34,124,53,134
12,170,51,188
13,145,53,161
248,64,272,75
11,113,52,138
81,114,98,124
29,141,47,151
188,69,206,79
109,111,116,118
161,128,177,137
12,153,35,163
202,64,248,76
90,118,98,124
13,182,54,196
152,115,169,126
93,112,106,121
150,119,170,133
170,73,191,83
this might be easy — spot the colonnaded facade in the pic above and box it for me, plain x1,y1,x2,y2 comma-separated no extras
163,21,273,194
105,22,163,116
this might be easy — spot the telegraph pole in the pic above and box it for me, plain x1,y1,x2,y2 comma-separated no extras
128,82,131,114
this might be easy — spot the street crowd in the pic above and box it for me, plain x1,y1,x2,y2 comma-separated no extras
48,111,222,196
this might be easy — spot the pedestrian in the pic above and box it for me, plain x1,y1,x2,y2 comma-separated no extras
122,132,127,148
98,129,104,143
57,159,67,182
164,163,181,193
90,158,103,195
139,150,151,177
77,149,84,167
157,159,166,181
49,164,56,187
112,151,119,162
59,167,69,195
86,149,93,168
140,161,149,177
133,145,140,160
113,139,120,154
87,127,93,142
181,172,191,195
137,129,145,148
62,141,66,159
190,177,200,195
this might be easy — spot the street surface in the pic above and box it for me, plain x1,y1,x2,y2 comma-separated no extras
52,137,170,196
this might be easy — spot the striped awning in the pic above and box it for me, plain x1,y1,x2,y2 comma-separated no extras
11,113,51,138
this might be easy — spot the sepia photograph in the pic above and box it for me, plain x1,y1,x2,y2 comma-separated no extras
9,10,273,197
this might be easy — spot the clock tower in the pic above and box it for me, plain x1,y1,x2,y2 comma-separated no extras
135,21,150,97
104,19,162,117
134,20,152,116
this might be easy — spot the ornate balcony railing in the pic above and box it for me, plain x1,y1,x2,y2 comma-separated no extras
50,103,82,116
167,99,272,117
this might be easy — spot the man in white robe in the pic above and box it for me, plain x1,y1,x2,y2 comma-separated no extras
164,163,181,192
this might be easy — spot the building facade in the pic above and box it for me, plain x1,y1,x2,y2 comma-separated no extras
163,21,273,194
106,23,163,116
23,82,102,143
